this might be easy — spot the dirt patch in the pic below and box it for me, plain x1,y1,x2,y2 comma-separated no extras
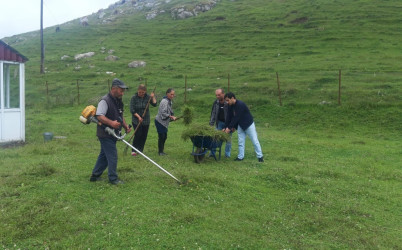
0,141,26,148
290,17,308,24
214,16,225,21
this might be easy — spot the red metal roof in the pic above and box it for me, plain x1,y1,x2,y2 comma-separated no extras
0,40,28,63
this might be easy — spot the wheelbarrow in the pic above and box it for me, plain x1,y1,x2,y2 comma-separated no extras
190,135,223,163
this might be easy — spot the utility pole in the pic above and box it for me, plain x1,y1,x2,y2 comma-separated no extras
40,0,45,74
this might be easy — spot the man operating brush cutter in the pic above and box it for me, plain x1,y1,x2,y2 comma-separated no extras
80,80,181,184
89,78,132,185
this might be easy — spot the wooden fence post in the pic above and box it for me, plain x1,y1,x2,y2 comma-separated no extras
338,69,342,105
276,72,282,106
184,75,187,104
228,73,230,92
46,81,49,104
76,79,81,105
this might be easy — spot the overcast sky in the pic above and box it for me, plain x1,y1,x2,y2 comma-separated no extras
0,0,118,39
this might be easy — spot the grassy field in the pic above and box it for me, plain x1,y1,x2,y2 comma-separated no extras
1,0,401,248
1,105,401,248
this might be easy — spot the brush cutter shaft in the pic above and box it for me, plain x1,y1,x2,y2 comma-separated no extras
121,139,181,183
105,127,180,183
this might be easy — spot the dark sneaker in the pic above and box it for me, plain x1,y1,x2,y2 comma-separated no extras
159,152,167,156
90,175,102,182
109,179,124,185
258,157,264,162
234,157,243,161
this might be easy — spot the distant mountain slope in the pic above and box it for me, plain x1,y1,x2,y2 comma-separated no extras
3,0,401,107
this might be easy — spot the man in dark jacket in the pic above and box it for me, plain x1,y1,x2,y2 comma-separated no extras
209,88,232,157
224,92,264,162
90,78,132,185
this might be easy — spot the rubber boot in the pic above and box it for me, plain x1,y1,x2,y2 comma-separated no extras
158,133,164,155
158,133,167,155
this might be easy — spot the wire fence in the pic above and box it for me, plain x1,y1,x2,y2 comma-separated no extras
40,69,402,108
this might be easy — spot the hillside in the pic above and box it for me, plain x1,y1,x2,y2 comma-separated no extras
3,0,401,111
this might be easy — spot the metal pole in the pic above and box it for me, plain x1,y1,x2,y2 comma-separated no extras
40,0,45,74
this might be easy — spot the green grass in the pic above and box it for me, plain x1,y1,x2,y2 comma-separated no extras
1,0,402,248
1,106,401,248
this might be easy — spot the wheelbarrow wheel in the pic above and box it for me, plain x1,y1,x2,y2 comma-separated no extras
194,147,206,163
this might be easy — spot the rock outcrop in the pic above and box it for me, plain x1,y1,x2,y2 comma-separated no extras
105,55,119,61
128,60,146,68
171,1,217,20
93,0,219,23
74,52,95,61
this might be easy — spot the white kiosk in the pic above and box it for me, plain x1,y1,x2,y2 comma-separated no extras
0,40,28,143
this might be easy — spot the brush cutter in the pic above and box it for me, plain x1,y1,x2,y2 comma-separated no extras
79,105,181,184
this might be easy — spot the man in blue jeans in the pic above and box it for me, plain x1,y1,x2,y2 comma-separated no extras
90,78,132,185
223,92,264,162
209,88,232,158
